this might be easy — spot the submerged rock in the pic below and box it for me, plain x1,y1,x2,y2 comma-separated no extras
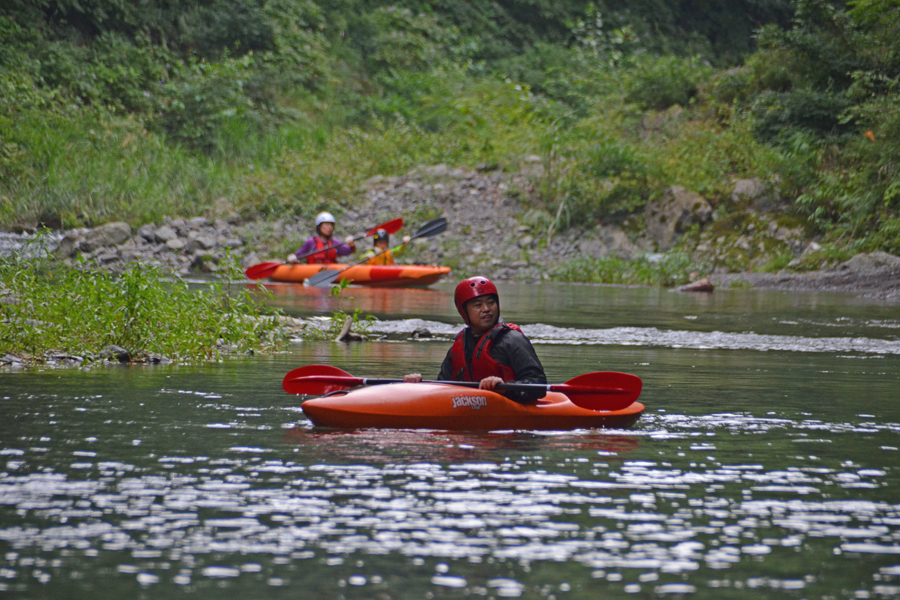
678,277,714,293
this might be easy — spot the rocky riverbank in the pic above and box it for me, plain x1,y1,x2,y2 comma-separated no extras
5,159,900,303
710,255,900,303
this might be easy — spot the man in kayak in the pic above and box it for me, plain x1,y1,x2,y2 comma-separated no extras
364,229,411,266
404,276,547,403
286,211,356,264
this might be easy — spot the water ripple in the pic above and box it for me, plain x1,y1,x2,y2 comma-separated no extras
2,454,897,575
369,319,900,355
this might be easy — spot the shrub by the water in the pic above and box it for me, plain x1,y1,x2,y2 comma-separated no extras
0,255,286,363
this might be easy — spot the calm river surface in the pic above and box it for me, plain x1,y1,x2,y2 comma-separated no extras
2,281,900,599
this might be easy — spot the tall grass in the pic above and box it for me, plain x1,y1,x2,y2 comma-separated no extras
1,108,236,228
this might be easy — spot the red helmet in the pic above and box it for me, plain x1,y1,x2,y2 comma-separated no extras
454,276,499,324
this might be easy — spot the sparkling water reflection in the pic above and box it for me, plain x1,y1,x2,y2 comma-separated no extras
2,283,900,598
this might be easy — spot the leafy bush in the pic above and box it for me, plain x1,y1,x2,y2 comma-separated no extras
362,6,470,72
38,32,173,113
0,256,285,361
751,87,852,140
559,138,654,223
742,0,900,242
152,55,260,152
622,54,714,110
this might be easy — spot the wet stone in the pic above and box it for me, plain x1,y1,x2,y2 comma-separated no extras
1,353,22,365
51,354,84,365
99,345,131,363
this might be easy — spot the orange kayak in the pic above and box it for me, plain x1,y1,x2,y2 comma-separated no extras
268,263,451,287
300,383,644,431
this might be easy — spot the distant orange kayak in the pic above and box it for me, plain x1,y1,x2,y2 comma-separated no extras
300,382,645,431
267,263,451,287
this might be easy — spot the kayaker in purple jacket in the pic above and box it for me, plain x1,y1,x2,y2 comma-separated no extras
404,276,547,403
286,211,356,264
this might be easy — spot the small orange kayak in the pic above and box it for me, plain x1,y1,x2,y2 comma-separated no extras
268,263,451,287
300,383,644,431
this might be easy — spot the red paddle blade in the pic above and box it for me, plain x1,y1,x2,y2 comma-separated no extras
559,372,642,411
245,262,281,280
366,218,403,237
283,365,354,395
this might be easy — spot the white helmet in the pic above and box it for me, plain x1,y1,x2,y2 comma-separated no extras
315,211,336,227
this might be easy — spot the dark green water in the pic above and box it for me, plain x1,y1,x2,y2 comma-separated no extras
2,282,900,599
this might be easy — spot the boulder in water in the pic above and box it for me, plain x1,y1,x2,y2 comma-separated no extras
678,277,714,293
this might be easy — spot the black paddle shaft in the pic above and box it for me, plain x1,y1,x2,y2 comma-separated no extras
358,377,552,393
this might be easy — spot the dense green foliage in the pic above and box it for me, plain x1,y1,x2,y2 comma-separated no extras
745,0,900,251
1,0,897,263
0,249,285,362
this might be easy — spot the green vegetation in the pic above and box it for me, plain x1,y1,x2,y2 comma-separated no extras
551,253,706,287
0,247,286,363
1,0,898,273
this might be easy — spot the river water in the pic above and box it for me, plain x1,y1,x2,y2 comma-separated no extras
2,281,900,599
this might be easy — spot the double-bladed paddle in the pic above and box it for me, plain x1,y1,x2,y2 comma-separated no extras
244,217,404,280
282,364,642,412
305,217,448,287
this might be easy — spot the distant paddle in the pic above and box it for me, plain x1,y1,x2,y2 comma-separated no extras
243,261,282,280
244,217,404,280
305,217,448,287
282,364,642,412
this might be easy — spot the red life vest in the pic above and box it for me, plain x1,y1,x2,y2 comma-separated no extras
306,235,338,264
449,322,522,382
